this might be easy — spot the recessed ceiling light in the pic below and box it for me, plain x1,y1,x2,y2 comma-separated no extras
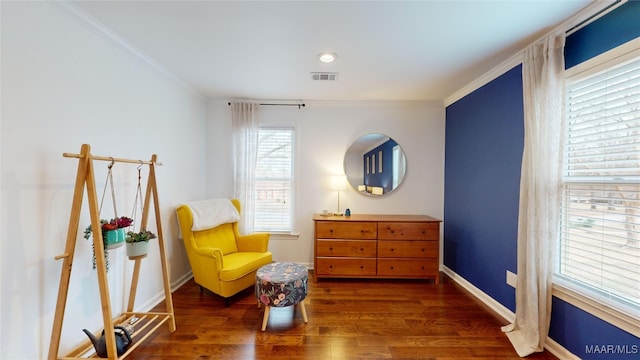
318,52,337,63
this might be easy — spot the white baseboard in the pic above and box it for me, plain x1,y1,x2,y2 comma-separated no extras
136,271,194,313
442,266,515,322
441,266,580,360
545,338,581,360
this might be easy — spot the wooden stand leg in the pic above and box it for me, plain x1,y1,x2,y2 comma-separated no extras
126,257,143,312
261,306,270,331
299,301,308,323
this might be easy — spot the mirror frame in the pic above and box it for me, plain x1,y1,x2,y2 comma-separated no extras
343,133,407,196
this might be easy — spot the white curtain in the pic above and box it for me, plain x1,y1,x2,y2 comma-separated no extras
231,102,260,235
501,32,566,357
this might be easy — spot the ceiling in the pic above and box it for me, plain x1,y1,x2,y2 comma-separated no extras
72,0,592,102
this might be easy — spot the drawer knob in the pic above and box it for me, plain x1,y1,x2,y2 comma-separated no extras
390,230,395,234
360,265,364,269
421,266,425,270
421,248,425,252
360,248,364,251
329,247,333,251
329,265,334,269
390,266,395,270
422,230,426,234
390,248,395,252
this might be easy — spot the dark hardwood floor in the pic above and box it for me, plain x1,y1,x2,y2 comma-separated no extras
127,273,558,360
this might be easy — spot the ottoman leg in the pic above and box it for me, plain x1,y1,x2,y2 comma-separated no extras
299,300,308,323
261,306,270,331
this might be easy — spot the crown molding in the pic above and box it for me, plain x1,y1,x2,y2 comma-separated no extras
49,0,205,100
444,52,523,107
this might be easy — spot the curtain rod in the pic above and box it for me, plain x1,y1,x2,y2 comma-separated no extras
565,0,623,35
228,102,305,109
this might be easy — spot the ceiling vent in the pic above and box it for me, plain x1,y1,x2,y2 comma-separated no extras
311,72,338,81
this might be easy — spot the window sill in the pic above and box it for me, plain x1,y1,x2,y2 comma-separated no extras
268,232,299,240
552,283,640,337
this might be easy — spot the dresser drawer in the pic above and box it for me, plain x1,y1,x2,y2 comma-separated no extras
316,258,377,276
317,239,377,257
378,222,439,240
316,221,377,239
377,240,438,258
377,259,439,277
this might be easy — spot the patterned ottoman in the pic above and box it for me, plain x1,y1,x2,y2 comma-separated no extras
255,262,309,331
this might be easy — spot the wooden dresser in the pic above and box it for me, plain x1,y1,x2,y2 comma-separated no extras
313,214,441,283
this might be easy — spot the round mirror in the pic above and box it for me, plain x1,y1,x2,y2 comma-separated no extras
343,133,407,196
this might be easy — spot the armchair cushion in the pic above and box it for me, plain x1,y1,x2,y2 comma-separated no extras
220,252,273,281
192,223,238,255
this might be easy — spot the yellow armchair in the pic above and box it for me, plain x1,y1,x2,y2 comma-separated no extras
176,199,272,304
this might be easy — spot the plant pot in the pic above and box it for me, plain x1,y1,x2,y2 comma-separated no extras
126,241,150,257
105,229,126,250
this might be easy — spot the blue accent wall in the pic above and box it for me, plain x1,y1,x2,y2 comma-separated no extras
549,297,639,359
444,65,523,311
444,2,639,358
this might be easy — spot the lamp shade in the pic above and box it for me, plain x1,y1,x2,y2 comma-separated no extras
330,175,348,191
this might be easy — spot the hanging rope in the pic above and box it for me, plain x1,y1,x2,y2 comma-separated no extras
91,158,120,271
98,157,118,219
131,161,144,229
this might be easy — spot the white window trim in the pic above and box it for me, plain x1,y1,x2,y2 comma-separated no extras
554,36,640,337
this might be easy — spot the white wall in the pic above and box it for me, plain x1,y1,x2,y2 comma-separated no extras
206,100,445,266
1,2,207,358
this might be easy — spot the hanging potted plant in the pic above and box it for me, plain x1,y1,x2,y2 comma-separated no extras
83,216,134,270
105,216,134,249
125,230,156,258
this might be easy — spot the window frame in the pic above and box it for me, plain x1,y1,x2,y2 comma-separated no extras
553,37,640,337
253,126,296,235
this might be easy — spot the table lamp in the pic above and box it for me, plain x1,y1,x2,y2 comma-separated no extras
330,175,348,215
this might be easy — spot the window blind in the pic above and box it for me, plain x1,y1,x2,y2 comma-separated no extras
254,128,294,232
557,54,640,313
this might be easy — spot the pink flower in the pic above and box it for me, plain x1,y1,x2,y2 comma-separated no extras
116,216,134,228
260,294,270,305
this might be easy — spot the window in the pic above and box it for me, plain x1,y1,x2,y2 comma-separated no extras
254,127,294,232
556,42,640,325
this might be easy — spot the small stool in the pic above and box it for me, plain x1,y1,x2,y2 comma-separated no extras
255,262,308,331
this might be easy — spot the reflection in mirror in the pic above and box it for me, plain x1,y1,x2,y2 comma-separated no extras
344,133,407,196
